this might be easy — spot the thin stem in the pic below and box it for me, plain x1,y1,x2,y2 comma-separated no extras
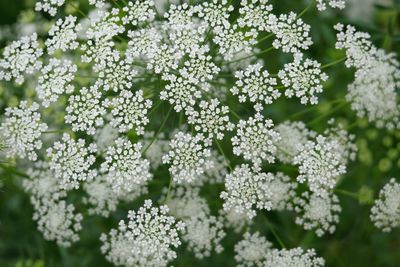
265,219,286,249
68,2,88,18
335,189,358,199
257,33,274,44
224,47,274,65
230,109,242,120
297,0,316,18
0,163,30,178
143,105,173,153
287,98,345,121
321,57,346,69
214,139,233,172
164,176,174,204
307,101,348,126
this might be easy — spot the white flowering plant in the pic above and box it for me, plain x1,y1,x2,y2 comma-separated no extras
0,0,399,266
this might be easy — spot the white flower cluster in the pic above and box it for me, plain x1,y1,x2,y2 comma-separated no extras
36,58,77,107
335,23,400,129
122,0,156,25
163,186,225,258
293,135,348,195
47,133,97,190
23,162,82,247
35,0,65,16
275,121,316,164
220,164,275,219
232,116,280,169
237,0,273,31
295,192,341,237
264,247,325,267
0,101,48,161
0,33,43,84
278,53,328,105
370,178,400,232
162,132,213,184
317,0,346,11
45,16,81,54
100,199,185,267
186,99,234,144
234,232,272,267
100,137,152,193
65,85,105,135
104,90,152,134
231,63,280,106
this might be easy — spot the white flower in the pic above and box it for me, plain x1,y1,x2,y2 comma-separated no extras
220,164,276,219
195,0,233,28
122,0,156,25
317,0,346,11
275,121,316,164
126,28,162,60
293,135,347,195
47,133,97,190
143,131,170,169
100,199,185,267
100,137,152,193
45,16,81,54
96,57,139,91
264,247,325,267
93,123,119,153
278,53,328,105
0,101,48,161
147,44,182,74
65,85,105,135
232,116,281,169
268,172,298,211
86,9,124,42
33,200,83,247
370,178,400,232
35,0,65,16
234,232,272,267
36,58,77,107
0,33,43,84
295,191,341,237
186,98,234,144
270,12,312,53
231,63,280,106
213,24,258,60
83,174,148,217
160,74,200,112
179,53,220,85
221,208,253,233
162,132,213,184
237,0,274,31
104,90,152,134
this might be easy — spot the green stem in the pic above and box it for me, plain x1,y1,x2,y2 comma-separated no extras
297,0,316,18
335,189,358,199
143,105,173,153
214,139,233,172
307,101,348,126
321,57,346,69
265,219,286,249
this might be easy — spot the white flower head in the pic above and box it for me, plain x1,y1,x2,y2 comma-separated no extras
46,16,82,54
0,101,48,161
47,133,97,190
100,137,152,193
264,247,325,267
278,53,328,105
234,232,272,267
122,0,156,25
162,132,213,184
237,0,274,31
371,178,400,232
35,0,65,16
100,199,185,267
295,191,341,237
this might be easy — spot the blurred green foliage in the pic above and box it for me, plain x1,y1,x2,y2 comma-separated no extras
0,0,400,267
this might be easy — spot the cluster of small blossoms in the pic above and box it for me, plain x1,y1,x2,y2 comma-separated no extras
275,121,316,164
23,162,82,247
100,200,185,267
162,132,213,184
36,58,77,107
317,0,346,11
104,89,152,134
100,137,152,193
293,134,351,195
264,247,325,267
46,133,97,190
335,23,400,129
294,191,342,237
232,116,281,170
370,178,400,232
234,232,272,267
163,186,226,258
231,63,280,107
0,101,48,161
45,16,81,54
0,33,42,84
35,0,65,16
220,164,276,219
278,53,328,105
